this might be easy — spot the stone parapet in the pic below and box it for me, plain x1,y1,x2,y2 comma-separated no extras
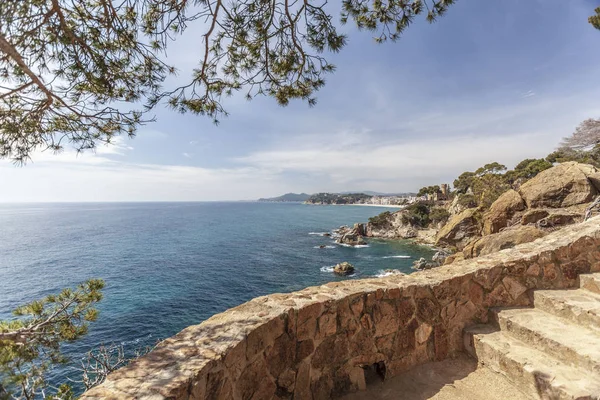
81,217,600,400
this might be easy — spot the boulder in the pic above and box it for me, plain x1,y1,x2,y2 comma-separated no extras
412,258,438,271
462,225,546,259
333,262,355,276
537,211,580,228
482,189,526,235
435,208,481,250
432,250,451,265
337,232,366,246
518,162,598,208
587,171,600,192
521,209,549,225
443,253,465,265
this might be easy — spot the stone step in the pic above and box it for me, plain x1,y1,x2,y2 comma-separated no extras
581,273,600,295
465,325,600,400
534,289,600,334
493,308,600,374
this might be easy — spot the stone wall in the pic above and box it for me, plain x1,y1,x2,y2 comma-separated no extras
81,217,600,400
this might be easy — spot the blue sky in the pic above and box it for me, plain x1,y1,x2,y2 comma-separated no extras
2,0,600,201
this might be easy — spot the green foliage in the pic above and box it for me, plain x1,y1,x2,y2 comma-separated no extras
3,1,600,163
0,0,456,163
401,202,430,227
504,158,552,183
306,192,372,204
368,211,392,227
0,1,171,164
429,207,450,224
417,185,441,197
0,279,104,399
456,194,478,209
452,161,509,210
453,172,476,194
471,173,510,209
475,162,507,176
546,145,600,168
590,7,600,30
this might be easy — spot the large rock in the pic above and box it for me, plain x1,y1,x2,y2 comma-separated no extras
519,162,598,208
336,224,367,246
333,262,355,276
463,225,547,259
365,211,419,239
435,208,481,250
482,189,526,235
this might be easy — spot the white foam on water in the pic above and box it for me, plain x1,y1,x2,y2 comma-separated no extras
308,232,329,235
320,265,335,273
382,255,411,259
336,243,370,248
313,245,336,249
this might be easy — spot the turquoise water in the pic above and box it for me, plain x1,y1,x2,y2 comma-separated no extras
0,202,434,389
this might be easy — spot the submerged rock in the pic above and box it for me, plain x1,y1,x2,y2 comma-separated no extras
333,262,355,276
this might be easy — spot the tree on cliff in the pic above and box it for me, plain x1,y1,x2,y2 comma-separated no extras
591,7,600,30
0,280,104,399
546,118,600,168
1,0,457,163
417,185,441,197
560,118,600,151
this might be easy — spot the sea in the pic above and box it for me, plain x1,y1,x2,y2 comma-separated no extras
0,202,435,391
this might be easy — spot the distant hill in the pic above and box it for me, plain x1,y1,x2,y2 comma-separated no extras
258,193,311,202
305,192,373,205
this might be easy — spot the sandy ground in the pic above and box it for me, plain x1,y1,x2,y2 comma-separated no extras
340,356,532,400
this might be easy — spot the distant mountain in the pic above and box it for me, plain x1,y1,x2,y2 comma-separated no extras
258,193,311,202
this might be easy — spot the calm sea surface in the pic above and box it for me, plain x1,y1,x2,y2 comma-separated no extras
0,202,434,390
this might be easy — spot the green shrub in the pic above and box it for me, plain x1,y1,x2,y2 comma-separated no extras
429,207,450,224
400,202,430,227
368,211,392,227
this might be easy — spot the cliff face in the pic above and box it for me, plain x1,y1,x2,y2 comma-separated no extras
363,162,600,263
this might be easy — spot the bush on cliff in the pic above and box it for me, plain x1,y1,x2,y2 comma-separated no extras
401,202,430,227
429,207,451,225
368,211,393,227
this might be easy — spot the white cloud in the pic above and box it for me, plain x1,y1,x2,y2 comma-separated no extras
521,90,536,98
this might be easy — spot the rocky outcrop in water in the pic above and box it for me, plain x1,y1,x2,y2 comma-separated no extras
336,223,367,246
333,262,355,275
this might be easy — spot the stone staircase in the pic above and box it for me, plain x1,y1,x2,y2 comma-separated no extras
465,273,600,400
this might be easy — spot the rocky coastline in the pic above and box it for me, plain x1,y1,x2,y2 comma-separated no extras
339,162,600,271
